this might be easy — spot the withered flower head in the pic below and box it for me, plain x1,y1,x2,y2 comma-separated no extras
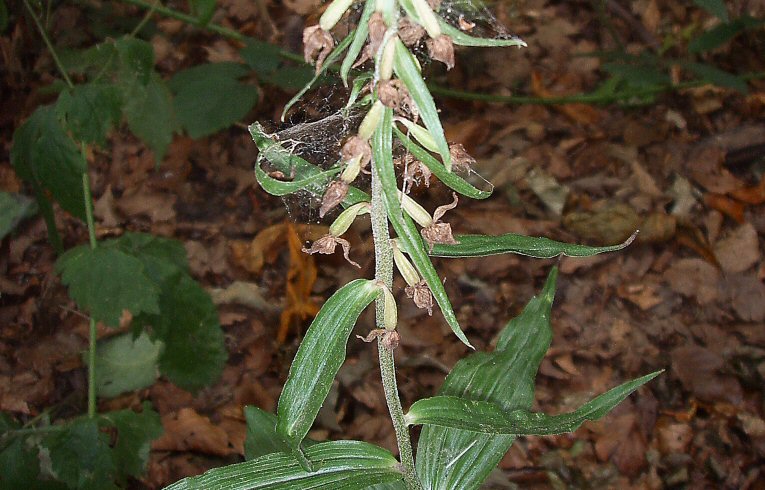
397,17,427,46
303,25,335,72
401,154,433,191
302,234,361,268
405,280,433,315
458,15,475,31
381,330,401,350
319,180,349,218
341,136,372,169
367,12,387,58
449,143,476,173
421,192,459,248
426,34,455,70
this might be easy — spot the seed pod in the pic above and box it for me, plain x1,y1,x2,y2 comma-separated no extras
398,191,433,228
410,0,441,38
391,239,420,287
329,202,370,237
396,117,439,153
358,100,385,140
378,283,398,330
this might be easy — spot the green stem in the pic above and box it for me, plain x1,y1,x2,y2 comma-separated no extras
82,167,98,418
371,154,421,490
31,186,64,254
22,0,74,88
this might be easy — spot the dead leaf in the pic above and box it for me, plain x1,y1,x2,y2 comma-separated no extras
671,345,743,404
284,0,322,14
656,419,693,454
209,281,279,314
117,186,177,222
663,258,720,304
153,408,234,456
563,202,641,244
526,167,569,216
722,273,765,322
617,282,663,310
704,193,745,223
530,71,601,125
593,413,647,477
278,223,320,343
714,223,760,273
687,146,746,194
93,185,121,227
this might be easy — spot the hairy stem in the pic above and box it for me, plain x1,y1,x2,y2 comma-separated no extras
82,168,98,418
371,159,421,490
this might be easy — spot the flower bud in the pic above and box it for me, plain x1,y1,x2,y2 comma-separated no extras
378,283,398,330
378,37,396,81
320,0,355,31
398,190,433,228
410,0,441,38
329,201,370,237
396,117,439,153
340,154,363,183
358,100,385,140
391,239,420,287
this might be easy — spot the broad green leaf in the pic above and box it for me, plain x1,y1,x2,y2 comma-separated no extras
114,36,155,86
41,418,117,490
189,0,216,25
0,191,36,240
170,62,259,138
56,246,161,327
244,406,291,460
281,32,355,121
689,16,764,53
264,65,316,91
406,371,662,433
140,273,227,392
241,39,283,75
123,72,175,163
92,332,161,398
683,62,748,92
10,106,87,220
104,232,190,285
693,0,729,22
601,60,669,87
372,108,471,348
393,128,492,200
55,83,122,146
0,436,50,489
416,269,557,489
392,39,451,169
164,440,403,490
99,403,163,481
340,0,375,86
429,231,637,258
277,279,379,448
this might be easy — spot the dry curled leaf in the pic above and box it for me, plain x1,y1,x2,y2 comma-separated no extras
279,223,320,342
303,25,334,72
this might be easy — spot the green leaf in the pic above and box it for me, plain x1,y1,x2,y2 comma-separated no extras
277,279,379,448
393,128,492,199
99,403,163,480
281,32,355,121
55,83,122,146
264,65,315,91
683,62,748,92
438,19,526,48
0,0,8,32
689,17,764,53
255,155,341,196
104,232,190,285
164,440,402,490
601,60,669,87
0,436,46,489
114,36,155,86
340,0,375,86
240,39,283,75
416,269,557,489
392,39,451,169
123,72,175,163
169,62,259,138
244,406,291,460
56,245,161,327
10,106,87,220
0,191,36,240
188,0,216,25
430,231,637,258
693,0,729,22
41,418,117,490
140,273,227,392
92,332,161,398
373,108,472,348
406,371,662,433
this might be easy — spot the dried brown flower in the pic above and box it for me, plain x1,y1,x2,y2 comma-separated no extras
405,280,433,315
319,180,349,218
401,154,432,191
421,193,459,248
458,16,475,31
302,234,361,268
426,34,455,70
367,12,387,57
398,17,427,46
381,330,400,350
303,25,335,72
378,79,417,118
341,136,372,169
449,143,476,173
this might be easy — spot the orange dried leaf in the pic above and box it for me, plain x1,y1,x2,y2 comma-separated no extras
278,223,320,343
703,193,745,223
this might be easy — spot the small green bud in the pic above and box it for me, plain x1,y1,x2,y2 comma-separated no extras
358,100,385,140
378,283,398,330
398,190,433,228
320,0,355,31
329,201,370,236
410,0,441,38
378,36,396,80
340,154,363,183
391,239,420,287
395,117,439,153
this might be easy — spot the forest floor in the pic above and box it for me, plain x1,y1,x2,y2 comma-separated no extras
2,0,765,488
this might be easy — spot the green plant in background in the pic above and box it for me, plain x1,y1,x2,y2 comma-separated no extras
166,0,661,488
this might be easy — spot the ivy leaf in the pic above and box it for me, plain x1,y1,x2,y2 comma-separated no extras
139,273,227,391
10,106,87,220
41,418,117,490
99,403,163,481
123,72,175,163
92,332,162,398
56,246,161,328
170,62,259,138
55,83,122,146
